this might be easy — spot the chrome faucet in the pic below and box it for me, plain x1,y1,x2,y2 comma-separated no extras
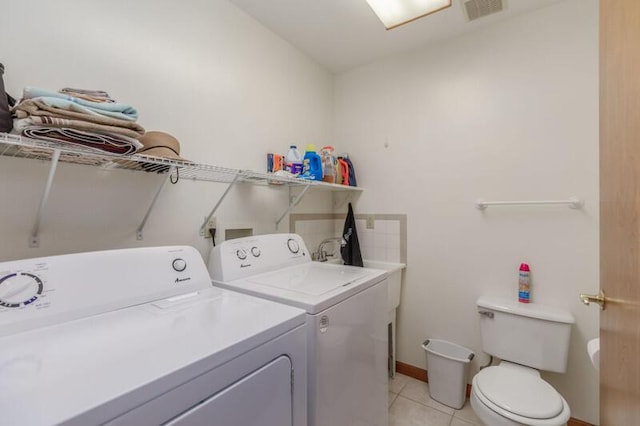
312,237,345,262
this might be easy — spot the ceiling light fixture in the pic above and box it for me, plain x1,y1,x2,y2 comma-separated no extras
366,0,452,30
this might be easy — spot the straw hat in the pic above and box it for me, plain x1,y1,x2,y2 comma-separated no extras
137,131,189,162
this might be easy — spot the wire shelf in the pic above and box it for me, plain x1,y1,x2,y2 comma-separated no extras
0,133,361,191
1,132,362,246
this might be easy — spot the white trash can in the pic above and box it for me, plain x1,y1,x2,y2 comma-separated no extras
422,339,475,409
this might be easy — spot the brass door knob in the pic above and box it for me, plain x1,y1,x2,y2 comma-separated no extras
580,290,606,310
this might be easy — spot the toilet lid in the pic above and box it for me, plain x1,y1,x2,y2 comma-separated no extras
475,367,564,419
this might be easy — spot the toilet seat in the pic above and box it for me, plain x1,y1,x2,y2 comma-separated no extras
476,366,563,418
472,366,571,426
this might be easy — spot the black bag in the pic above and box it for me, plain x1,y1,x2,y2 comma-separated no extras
340,202,364,267
0,63,13,133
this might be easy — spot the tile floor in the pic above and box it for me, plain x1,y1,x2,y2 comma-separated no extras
389,373,482,426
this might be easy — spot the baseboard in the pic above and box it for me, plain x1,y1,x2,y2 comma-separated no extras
395,360,428,382
395,361,594,426
567,419,594,426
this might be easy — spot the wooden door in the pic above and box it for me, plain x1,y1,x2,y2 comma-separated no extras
600,0,640,424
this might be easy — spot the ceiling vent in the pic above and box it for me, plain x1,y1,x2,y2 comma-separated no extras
462,0,505,21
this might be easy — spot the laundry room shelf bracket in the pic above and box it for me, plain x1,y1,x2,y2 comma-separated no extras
276,183,312,229
136,168,175,241
29,149,61,248
333,191,355,209
199,172,242,236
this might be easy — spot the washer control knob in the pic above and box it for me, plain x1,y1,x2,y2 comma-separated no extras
0,273,44,308
236,249,248,260
172,258,187,272
287,238,300,254
251,247,261,258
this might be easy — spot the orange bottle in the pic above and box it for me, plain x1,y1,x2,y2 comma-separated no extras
337,158,349,186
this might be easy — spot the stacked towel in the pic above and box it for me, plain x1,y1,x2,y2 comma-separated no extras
13,86,144,156
22,127,141,155
60,88,114,103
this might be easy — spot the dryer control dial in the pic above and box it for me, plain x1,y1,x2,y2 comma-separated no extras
286,238,300,254
0,272,44,308
172,258,187,272
236,249,248,260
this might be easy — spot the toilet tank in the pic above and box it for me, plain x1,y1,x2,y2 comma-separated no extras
477,297,575,373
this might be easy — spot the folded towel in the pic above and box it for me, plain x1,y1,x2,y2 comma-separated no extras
59,88,114,103
14,99,145,135
22,126,142,155
23,87,138,121
14,116,143,139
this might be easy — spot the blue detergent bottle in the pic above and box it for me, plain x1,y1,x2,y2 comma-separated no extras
302,144,323,181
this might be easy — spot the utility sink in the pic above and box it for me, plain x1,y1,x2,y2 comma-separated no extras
588,338,600,370
323,258,406,315
362,260,406,317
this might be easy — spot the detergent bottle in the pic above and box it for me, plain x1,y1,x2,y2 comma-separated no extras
302,144,323,181
320,145,337,183
337,157,350,186
341,154,357,187
285,145,303,176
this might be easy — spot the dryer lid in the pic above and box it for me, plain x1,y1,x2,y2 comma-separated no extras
475,367,564,419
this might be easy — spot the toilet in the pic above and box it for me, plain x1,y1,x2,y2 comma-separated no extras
470,296,575,426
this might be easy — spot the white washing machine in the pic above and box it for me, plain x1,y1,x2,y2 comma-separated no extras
0,246,307,426
208,233,389,426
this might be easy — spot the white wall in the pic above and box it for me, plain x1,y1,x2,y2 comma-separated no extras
0,0,600,422
0,0,334,261
334,0,599,423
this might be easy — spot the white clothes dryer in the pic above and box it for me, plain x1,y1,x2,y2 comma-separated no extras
208,233,389,426
0,246,307,426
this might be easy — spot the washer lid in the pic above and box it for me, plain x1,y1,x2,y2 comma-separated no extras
217,262,387,314
475,367,564,419
247,263,372,296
